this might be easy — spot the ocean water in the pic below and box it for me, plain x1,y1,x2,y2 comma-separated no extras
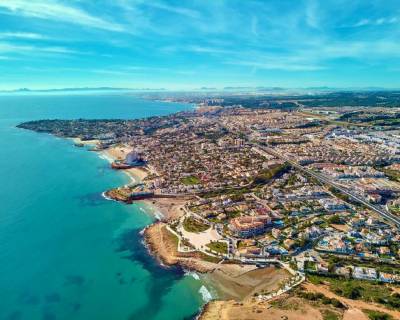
0,94,205,320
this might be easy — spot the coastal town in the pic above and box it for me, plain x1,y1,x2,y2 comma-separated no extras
18,99,400,320
5,0,400,318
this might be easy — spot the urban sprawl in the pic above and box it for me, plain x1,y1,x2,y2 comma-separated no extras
18,95,400,314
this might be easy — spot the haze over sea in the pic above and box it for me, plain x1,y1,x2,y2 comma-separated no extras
0,94,205,320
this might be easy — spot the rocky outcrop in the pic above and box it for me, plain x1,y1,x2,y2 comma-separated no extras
143,222,216,273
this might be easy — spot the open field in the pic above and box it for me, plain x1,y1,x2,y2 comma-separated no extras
183,216,210,233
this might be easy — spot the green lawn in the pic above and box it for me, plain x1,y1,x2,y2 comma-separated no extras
253,163,290,185
389,206,400,215
180,175,201,185
200,185,253,199
380,168,400,182
182,216,209,233
199,252,222,263
322,310,339,320
304,260,317,271
206,241,228,255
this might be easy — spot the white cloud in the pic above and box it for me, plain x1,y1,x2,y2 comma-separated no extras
0,32,49,40
92,65,196,76
354,19,370,27
0,41,82,55
228,59,324,71
0,0,126,32
145,2,200,19
318,40,400,59
353,17,399,27
305,0,320,28
90,69,134,76
186,45,234,55
251,16,258,36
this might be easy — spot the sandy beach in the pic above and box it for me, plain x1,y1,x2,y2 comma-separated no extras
72,137,100,145
99,146,213,272
101,144,192,221
101,145,149,181
144,197,190,221
102,144,130,160
204,265,290,301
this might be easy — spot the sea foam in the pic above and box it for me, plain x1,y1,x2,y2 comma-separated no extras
153,210,165,221
185,271,200,280
98,154,113,163
199,285,213,302
101,191,113,201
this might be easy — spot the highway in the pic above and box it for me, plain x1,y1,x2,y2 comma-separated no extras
253,145,400,227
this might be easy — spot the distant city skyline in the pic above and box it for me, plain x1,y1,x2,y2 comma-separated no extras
1,0,400,90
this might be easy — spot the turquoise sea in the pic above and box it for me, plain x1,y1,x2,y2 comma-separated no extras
0,94,206,320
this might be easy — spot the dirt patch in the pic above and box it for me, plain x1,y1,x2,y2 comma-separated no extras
304,282,400,319
205,265,290,301
199,296,323,320
331,224,350,232
343,308,369,320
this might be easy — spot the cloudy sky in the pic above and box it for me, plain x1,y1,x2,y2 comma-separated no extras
0,0,399,90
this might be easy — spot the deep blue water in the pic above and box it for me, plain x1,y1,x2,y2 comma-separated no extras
0,94,204,320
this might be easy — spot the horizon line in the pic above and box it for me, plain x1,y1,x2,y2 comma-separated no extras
1,85,400,93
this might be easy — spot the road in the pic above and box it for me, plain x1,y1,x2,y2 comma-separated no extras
253,145,400,227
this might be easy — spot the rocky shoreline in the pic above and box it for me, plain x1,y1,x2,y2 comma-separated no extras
143,222,218,273
101,144,302,320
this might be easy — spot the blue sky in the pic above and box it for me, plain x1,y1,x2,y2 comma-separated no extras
0,0,399,90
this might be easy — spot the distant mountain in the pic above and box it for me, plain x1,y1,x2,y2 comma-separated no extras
14,88,31,92
0,87,166,93
198,87,217,90
1,86,398,94
223,86,254,90
304,86,333,90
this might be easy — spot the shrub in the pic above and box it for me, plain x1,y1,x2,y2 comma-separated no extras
362,309,393,320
